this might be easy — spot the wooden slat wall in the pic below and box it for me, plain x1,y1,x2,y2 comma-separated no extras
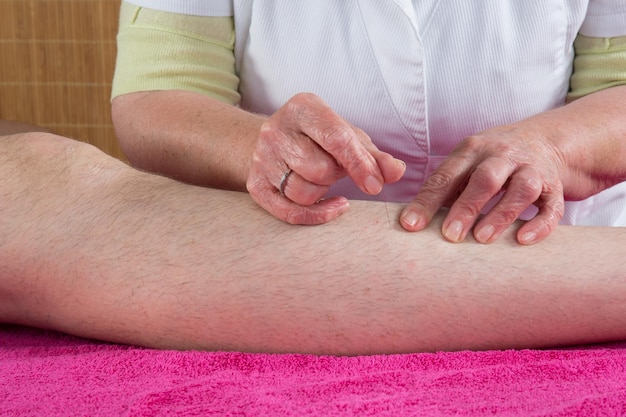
0,0,125,160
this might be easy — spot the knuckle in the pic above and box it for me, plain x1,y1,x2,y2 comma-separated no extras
306,157,342,184
491,207,522,226
344,150,373,177
283,98,303,116
283,209,302,224
471,165,507,193
287,92,313,107
283,207,313,225
320,123,355,151
257,121,289,152
545,198,565,221
516,176,543,199
423,171,455,194
321,125,373,174
452,199,483,218
291,91,317,103
297,187,329,206
554,200,565,218
282,202,337,225
283,93,319,119
458,134,486,154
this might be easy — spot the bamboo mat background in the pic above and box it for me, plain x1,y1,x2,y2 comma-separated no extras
0,0,125,160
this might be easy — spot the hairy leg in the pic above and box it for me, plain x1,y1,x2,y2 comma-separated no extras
1,132,625,355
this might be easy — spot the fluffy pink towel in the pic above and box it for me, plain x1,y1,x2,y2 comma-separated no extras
2,325,626,416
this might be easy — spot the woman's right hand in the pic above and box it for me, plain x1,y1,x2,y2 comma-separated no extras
246,93,406,224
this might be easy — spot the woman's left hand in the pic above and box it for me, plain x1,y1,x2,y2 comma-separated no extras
400,121,568,245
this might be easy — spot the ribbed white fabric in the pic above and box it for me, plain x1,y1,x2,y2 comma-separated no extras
120,0,626,226
124,0,232,16
235,1,431,202
581,0,626,36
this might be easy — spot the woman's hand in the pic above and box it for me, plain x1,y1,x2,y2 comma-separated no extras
247,93,406,224
400,86,626,245
400,121,568,245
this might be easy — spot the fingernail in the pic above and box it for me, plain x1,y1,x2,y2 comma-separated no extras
444,220,464,242
402,210,420,229
364,175,383,194
520,231,537,245
395,159,406,168
475,225,495,243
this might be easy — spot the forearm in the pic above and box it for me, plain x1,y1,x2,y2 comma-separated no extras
112,90,265,190
558,85,626,196
2,134,626,355
515,85,626,200
560,34,626,196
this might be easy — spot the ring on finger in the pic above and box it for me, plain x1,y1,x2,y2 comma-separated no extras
279,168,293,196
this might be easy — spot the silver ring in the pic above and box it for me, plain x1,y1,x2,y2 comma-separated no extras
279,169,293,196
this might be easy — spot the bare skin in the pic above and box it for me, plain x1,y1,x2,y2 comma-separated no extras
401,85,626,245
247,93,405,224
2,131,626,355
113,85,626,246
112,92,405,225
112,90,264,190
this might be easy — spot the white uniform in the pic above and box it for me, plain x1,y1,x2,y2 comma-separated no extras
125,0,626,226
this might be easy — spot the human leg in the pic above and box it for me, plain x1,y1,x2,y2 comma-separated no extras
1,132,625,354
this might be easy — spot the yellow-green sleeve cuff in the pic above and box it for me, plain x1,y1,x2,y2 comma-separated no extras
568,34,626,101
111,1,240,105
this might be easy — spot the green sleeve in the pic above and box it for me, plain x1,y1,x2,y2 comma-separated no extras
568,34,626,101
111,5,626,108
111,1,240,105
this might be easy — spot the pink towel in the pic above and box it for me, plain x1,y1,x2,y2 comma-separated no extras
2,324,626,416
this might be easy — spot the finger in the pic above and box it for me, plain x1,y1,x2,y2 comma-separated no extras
281,169,331,206
472,166,543,244
273,196,351,225
257,122,345,187
261,186,350,225
359,137,406,184
287,94,385,195
381,157,407,184
255,122,347,214
247,168,350,225
287,145,346,187
515,188,565,245
441,158,515,242
400,152,477,232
